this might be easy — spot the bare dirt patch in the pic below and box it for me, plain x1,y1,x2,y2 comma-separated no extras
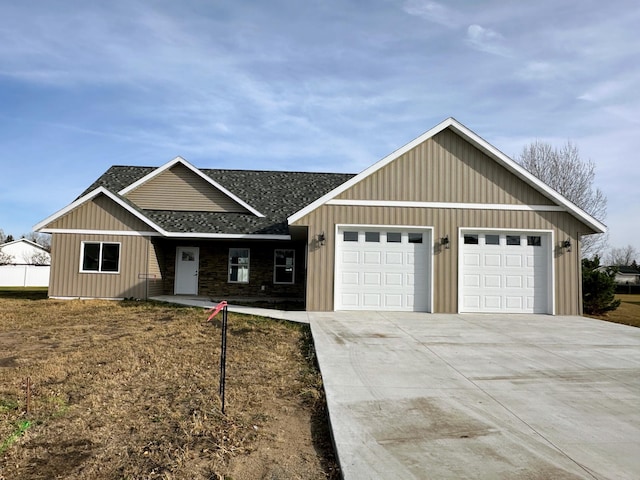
0,296,338,479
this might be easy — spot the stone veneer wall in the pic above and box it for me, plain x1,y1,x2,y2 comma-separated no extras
159,239,306,301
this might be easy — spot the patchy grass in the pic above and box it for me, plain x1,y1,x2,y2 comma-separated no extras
587,294,640,328
0,296,338,479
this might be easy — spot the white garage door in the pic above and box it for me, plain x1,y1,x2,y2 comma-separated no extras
335,227,431,311
460,232,552,314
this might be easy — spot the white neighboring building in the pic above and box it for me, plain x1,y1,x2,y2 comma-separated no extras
0,239,51,287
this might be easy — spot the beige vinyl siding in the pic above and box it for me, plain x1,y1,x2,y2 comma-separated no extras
297,205,585,315
49,234,152,299
338,129,555,206
125,163,250,213
46,195,152,232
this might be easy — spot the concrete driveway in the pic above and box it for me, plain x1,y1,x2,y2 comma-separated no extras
309,313,640,480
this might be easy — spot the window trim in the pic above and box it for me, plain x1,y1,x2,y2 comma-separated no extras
273,249,295,285
79,241,121,274
228,248,250,284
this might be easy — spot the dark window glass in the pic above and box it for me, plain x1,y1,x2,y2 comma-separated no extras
229,248,249,283
274,249,295,284
82,243,100,271
408,233,423,244
101,244,120,272
507,235,521,246
464,234,479,245
343,231,358,242
527,236,542,247
485,235,500,245
387,232,402,243
365,232,380,242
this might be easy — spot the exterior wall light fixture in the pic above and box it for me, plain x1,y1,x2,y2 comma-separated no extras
562,239,572,253
441,235,450,249
317,232,326,246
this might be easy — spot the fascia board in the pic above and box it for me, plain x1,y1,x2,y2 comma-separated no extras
33,187,165,234
118,156,265,218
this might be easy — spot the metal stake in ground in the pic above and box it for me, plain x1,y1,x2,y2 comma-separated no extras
207,301,229,414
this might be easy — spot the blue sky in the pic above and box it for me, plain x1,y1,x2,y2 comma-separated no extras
1,0,638,253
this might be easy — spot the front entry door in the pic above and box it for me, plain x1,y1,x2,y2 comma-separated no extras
175,246,199,295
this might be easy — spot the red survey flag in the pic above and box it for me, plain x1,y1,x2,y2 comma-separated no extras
207,301,228,321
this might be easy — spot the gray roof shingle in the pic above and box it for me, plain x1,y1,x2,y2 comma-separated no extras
82,166,355,235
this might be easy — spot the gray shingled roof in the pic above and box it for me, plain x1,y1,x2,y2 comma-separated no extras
82,166,355,235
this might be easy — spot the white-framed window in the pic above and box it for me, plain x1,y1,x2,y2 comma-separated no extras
274,249,295,284
229,248,249,283
80,242,121,273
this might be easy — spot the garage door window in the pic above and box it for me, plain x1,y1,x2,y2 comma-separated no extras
507,235,521,246
365,232,380,242
485,234,500,245
343,231,358,242
408,233,423,243
527,236,542,246
387,232,401,243
464,234,479,245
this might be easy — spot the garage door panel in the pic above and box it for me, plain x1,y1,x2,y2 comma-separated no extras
364,272,381,285
484,296,501,309
363,294,381,307
342,251,360,263
484,275,501,288
385,273,403,286
342,272,359,285
505,255,523,267
505,296,524,309
385,294,403,307
484,254,502,267
364,251,382,264
385,252,403,265
505,276,523,288
464,274,480,287
464,253,480,267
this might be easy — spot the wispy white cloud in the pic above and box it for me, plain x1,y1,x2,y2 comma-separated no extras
465,24,511,57
402,0,459,28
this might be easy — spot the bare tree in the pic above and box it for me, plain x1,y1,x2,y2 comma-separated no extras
605,245,638,266
517,140,607,258
23,232,52,252
22,251,51,266
0,229,6,244
0,250,13,265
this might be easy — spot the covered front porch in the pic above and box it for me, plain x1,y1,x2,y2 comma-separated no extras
147,237,307,307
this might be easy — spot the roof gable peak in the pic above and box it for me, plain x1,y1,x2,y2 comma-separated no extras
119,157,264,217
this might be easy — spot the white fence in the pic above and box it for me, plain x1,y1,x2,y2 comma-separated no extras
0,265,50,287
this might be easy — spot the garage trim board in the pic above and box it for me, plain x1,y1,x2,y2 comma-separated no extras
458,228,555,314
334,224,433,312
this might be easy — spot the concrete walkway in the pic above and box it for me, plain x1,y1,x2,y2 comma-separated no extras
309,312,640,480
150,295,311,323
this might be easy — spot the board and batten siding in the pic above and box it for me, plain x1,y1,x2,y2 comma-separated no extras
337,129,556,206
297,206,586,314
49,234,154,299
46,195,152,232
125,163,249,213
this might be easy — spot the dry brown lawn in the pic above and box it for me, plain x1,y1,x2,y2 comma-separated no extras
0,292,338,479
586,294,640,328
